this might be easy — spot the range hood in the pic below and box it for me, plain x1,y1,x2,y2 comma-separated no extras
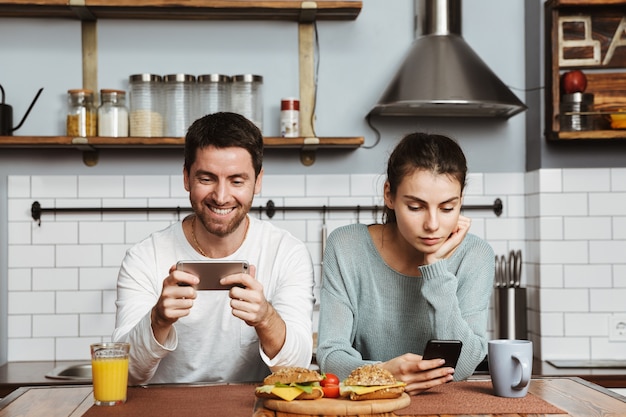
368,0,527,119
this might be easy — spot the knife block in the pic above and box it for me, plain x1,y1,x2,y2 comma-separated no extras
495,287,528,340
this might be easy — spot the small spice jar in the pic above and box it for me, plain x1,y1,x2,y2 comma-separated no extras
128,73,164,137
66,89,96,137
98,89,129,137
280,97,300,137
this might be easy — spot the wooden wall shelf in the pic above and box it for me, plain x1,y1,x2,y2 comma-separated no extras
0,0,363,165
0,0,362,21
544,0,626,141
0,136,364,149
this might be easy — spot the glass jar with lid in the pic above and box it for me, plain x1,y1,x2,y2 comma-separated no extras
163,73,196,137
98,89,129,137
128,73,164,137
231,74,263,132
66,89,96,137
197,74,231,118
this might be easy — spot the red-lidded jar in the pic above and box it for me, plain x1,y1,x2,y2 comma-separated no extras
280,97,299,137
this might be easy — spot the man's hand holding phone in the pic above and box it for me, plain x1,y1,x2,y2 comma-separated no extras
150,265,199,344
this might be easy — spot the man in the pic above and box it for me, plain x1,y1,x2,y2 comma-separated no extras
113,112,315,385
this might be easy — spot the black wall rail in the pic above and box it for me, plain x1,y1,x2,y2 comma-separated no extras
31,198,503,225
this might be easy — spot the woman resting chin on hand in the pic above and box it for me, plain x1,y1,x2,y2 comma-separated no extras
316,132,495,394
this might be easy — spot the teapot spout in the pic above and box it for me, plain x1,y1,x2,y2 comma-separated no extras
12,87,44,133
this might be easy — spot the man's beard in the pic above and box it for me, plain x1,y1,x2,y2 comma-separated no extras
192,200,252,238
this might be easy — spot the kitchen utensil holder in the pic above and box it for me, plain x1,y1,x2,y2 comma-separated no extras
495,287,527,340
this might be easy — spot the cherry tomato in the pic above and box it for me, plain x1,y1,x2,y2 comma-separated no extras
321,373,340,387
322,384,340,398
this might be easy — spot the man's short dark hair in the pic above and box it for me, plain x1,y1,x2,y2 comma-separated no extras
184,112,263,177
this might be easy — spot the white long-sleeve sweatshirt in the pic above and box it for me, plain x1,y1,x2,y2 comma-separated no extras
112,215,315,385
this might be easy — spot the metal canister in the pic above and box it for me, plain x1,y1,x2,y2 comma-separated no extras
128,73,164,137
560,92,594,131
197,74,231,118
163,73,196,137
231,74,263,131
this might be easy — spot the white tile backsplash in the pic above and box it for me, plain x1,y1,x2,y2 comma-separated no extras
589,240,626,264
6,169,626,361
563,264,612,288
540,288,589,312
538,169,563,192
32,268,79,291
306,175,350,196
261,174,306,197
564,313,609,336
8,316,32,338
32,176,77,199
590,193,626,217
611,168,626,191
539,193,588,216
590,289,626,312
78,175,124,198
562,168,611,192
563,217,612,240
7,176,30,198
33,315,78,337
124,175,171,198
79,222,125,244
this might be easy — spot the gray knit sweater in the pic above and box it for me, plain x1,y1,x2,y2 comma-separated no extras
316,223,495,381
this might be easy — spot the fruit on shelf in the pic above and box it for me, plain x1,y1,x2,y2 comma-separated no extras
561,70,587,94
610,112,626,129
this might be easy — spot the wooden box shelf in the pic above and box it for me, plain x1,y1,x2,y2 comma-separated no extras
544,0,626,140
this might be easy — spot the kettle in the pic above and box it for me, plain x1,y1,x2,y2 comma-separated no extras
0,84,44,136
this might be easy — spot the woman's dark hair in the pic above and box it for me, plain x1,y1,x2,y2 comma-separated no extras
383,132,467,224
183,112,263,177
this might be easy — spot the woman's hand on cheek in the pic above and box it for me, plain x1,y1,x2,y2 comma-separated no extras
425,215,471,264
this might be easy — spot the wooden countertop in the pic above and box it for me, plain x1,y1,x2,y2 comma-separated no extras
0,377,625,417
1,359,625,398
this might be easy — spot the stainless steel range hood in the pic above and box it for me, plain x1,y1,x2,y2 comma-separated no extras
368,0,527,119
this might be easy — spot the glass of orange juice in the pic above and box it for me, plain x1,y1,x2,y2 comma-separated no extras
90,342,130,406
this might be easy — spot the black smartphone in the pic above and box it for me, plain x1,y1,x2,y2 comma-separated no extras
176,260,249,290
422,339,463,368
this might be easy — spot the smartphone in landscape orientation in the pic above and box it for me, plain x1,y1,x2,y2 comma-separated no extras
422,339,463,368
176,260,249,290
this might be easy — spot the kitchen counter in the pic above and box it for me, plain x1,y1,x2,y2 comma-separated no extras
1,359,625,398
0,361,91,398
533,360,626,388
1,378,625,417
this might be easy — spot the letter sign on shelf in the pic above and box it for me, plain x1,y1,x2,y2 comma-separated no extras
558,16,601,67
603,17,626,65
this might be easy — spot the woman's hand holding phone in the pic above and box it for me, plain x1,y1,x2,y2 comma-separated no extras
380,353,455,395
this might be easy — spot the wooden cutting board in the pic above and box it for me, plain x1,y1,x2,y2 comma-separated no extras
263,393,410,415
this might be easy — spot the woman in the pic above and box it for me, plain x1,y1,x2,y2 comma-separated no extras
316,132,495,395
